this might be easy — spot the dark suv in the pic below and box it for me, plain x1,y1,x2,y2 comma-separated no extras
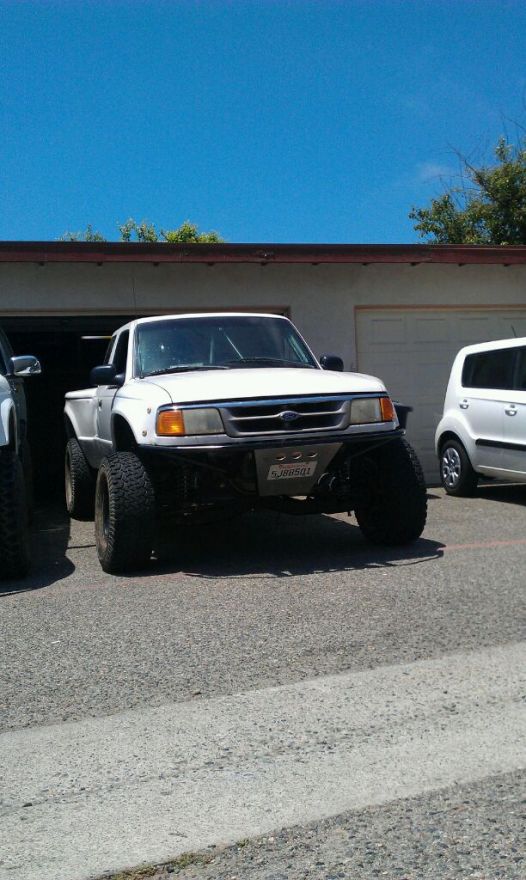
0,326,41,578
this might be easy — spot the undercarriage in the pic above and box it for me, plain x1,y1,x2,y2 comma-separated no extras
141,429,408,519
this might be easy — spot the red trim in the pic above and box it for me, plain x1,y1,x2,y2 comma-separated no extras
0,242,525,265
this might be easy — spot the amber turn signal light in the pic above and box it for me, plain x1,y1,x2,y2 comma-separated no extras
156,409,185,436
380,397,396,422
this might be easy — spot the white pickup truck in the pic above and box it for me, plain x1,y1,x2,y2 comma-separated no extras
64,313,426,573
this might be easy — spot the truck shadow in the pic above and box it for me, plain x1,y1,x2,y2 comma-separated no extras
152,509,445,580
0,504,74,596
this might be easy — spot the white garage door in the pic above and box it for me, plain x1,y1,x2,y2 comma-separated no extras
356,308,526,483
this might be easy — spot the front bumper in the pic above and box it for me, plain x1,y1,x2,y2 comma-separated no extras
144,426,404,454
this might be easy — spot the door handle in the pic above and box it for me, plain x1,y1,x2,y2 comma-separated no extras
459,399,469,410
505,406,517,416
98,400,103,409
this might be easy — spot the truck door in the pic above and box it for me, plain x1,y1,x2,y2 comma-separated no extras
96,330,129,454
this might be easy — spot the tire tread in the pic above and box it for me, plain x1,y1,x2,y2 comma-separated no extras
0,451,30,579
355,438,427,545
95,452,155,573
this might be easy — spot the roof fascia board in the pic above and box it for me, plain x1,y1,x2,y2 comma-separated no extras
0,242,525,265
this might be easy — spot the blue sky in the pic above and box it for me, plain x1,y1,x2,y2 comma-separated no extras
1,0,525,243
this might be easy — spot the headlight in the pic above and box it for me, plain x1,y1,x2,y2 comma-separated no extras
350,397,396,424
156,407,223,436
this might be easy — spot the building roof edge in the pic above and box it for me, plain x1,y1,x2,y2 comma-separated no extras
0,242,525,264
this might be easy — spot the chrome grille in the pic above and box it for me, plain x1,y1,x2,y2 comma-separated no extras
221,397,350,436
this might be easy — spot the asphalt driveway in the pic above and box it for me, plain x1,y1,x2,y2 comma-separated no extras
1,485,525,879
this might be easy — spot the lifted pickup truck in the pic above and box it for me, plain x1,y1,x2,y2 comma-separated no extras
64,313,426,573
0,326,41,579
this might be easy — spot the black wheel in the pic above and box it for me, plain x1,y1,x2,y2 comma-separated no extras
95,452,155,573
0,450,30,580
439,438,478,496
354,438,427,545
65,438,95,519
21,438,34,522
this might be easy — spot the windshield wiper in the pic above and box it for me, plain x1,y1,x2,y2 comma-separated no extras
222,357,316,369
144,365,230,377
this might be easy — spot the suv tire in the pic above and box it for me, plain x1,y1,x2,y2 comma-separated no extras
354,438,427,545
65,438,95,520
0,450,30,580
21,439,34,523
439,438,478,496
95,452,155,573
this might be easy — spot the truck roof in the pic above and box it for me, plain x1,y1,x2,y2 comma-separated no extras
116,312,290,335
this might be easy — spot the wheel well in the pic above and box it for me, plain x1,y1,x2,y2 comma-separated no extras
64,415,75,440
113,416,137,452
437,431,464,454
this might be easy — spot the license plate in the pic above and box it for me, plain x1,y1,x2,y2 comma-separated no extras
267,462,317,480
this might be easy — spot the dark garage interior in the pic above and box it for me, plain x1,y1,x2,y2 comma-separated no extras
3,315,138,499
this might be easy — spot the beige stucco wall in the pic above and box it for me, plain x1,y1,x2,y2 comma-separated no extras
1,261,525,368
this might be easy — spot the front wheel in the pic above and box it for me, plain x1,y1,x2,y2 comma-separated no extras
95,452,155,573
354,438,427,545
0,451,30,580
439,438,478,496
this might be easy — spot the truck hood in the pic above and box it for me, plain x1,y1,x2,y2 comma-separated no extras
139,367,386,405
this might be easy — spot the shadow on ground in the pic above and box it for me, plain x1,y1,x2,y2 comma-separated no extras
2,499,447,591
147,508,445,581
477,482,526,507
0,504,74,596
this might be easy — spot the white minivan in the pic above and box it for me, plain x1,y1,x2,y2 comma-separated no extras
435,337,526,495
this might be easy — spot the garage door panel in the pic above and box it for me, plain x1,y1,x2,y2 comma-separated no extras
412,316,450,343
455,316,498,344
368,317,407,345
356,308,526,482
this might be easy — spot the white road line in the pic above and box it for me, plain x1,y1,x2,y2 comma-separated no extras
0,642,524,880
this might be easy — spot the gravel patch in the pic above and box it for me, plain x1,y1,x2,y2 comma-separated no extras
102,771,525,880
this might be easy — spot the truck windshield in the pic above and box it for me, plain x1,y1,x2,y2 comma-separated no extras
135,316,318,377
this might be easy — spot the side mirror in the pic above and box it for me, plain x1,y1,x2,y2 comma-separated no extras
319,354,344,372
90,364,124,386
9,355,42,377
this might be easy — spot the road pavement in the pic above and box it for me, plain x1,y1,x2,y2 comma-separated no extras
1,484,525,879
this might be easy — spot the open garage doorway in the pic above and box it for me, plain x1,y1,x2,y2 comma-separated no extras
2,315,137,499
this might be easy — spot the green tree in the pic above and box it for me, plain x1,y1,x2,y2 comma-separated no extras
59,224,106,242
409,137,526,244
60,219,224,243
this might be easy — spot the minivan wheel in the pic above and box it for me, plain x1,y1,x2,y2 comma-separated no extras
440,439,478,496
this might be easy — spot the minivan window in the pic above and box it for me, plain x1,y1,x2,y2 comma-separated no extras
515,347,526,391
462,348,516,390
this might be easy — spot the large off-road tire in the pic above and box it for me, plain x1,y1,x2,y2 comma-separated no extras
95,452,155,573
439,438,478,497
0,450,30,580
65,438,95,520
21,438,34,522
354,438,427,546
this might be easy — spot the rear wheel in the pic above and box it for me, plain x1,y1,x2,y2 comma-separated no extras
440,438,478,496
0,450,30,580
65,438,95,520
95,452,155,573
354,438,427,545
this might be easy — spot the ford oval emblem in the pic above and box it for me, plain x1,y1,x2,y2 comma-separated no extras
281,410,300,422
